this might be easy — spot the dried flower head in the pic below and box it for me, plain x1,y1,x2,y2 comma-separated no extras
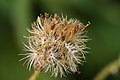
20,13,90,77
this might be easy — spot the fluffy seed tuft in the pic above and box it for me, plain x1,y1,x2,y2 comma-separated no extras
20,13,90,77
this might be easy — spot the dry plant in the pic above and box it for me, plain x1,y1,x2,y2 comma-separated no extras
19,13,90,80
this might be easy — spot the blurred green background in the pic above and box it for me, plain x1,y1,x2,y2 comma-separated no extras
0,0,120,80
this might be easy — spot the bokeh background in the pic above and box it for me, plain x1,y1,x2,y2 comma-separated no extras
0,0,120,80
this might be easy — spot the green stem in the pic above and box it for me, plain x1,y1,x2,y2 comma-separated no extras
12,0,32,48
94,58,120,80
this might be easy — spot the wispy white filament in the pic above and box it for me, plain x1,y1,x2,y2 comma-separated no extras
20,13,90,77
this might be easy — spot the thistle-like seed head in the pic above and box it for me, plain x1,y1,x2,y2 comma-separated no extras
20,13,90,77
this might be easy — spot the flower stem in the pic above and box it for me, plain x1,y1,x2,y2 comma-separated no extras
29,70,41,80
94,58,120,80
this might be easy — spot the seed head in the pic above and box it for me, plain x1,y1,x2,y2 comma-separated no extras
20,13,90,77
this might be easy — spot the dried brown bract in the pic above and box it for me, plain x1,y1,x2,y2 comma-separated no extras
20,13,90,77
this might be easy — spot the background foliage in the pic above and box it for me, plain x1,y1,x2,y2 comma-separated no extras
0,0,120,80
